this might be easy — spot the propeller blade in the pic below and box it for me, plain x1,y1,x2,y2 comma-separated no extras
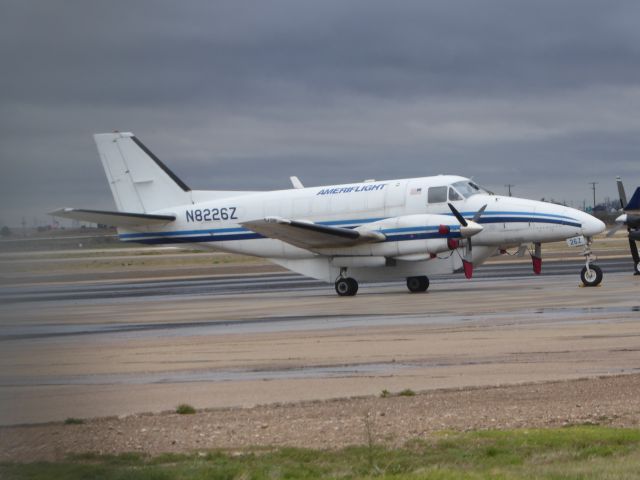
448,203,488,280
629,234,640,264
606,223,624,238
471,204,487,223
464,236,474,278
462,259,473,279
447,203,468,227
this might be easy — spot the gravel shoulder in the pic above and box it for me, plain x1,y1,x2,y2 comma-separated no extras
2,374,639,462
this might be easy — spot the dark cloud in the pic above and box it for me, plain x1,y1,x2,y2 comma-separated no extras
1,0,640,226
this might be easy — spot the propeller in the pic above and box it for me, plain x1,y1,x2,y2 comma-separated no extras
610,177,640,272
447,203,486,279
606,214,627,237
471,204,487,224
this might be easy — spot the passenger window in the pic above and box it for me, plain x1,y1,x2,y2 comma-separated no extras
427,186,447,203
448,187,463,201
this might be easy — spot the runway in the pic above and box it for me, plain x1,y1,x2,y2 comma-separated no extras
0,256,633,304
0,255,639,425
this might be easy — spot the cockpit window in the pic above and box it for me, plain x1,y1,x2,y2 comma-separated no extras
451,181,488,198
448,187,463,201
427,186,447,203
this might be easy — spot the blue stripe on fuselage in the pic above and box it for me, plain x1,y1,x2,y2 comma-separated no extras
453,210,578,221
118,217,386,240
119,212,581,244
477,217,581,228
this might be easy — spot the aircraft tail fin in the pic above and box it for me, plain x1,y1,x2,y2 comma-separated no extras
94,132,192,213
624,187,640,212
616,176,628,210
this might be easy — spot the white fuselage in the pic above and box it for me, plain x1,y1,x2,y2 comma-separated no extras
117,175,604,283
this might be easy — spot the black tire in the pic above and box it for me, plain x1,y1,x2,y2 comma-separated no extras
581,264,603,287
406,276,429,293
346,277,359,295
335,277,358,296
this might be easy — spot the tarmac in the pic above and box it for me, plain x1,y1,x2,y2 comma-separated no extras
1,250,639,425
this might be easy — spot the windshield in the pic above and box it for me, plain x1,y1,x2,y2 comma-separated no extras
451,180,489,198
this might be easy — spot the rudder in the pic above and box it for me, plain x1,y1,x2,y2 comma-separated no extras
95,132,192,213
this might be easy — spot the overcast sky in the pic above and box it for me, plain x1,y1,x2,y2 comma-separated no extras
2,0,640,227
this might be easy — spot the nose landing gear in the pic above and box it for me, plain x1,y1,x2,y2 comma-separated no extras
581,264,603,286
580,237,603,287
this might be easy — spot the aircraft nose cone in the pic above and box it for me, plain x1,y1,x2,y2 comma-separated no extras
460,220,483,237
581,214,606,237
615,213,628,224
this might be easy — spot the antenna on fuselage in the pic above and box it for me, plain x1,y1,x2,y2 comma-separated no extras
290,176,304,189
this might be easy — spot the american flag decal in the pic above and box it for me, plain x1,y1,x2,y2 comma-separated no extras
410,187,422,195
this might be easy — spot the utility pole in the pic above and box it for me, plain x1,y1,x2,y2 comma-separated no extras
589,182,598,209
505,184,514,196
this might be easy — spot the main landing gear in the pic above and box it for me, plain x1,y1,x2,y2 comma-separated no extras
334,268,431,296
406,275,429,293
335,268,358,296
580,237,603,287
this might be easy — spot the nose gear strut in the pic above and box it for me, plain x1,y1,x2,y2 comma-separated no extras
580,237,603,287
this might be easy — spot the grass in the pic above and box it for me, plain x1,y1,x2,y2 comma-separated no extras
398,388,416,397
380,388,416,398
63,417,84,425
2,426,640,479
175,403,196,415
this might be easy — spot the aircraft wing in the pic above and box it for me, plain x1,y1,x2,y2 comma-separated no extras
50,208,175,227
241,217,385,250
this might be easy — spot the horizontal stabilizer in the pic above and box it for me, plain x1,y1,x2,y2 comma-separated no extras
49,208,175,227
241,217,385,250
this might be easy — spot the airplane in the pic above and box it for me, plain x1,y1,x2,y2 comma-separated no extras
607,177,640,275
51,132,606,296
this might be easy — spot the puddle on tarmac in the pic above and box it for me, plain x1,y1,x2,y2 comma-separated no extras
0,362,413,386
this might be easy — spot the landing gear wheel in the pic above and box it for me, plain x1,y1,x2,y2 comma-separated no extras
406,276,429,293
581,264,603,287
335,277,358,296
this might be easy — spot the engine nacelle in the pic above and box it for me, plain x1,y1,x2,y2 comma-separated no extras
315,212,481,261
351,214,463,257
